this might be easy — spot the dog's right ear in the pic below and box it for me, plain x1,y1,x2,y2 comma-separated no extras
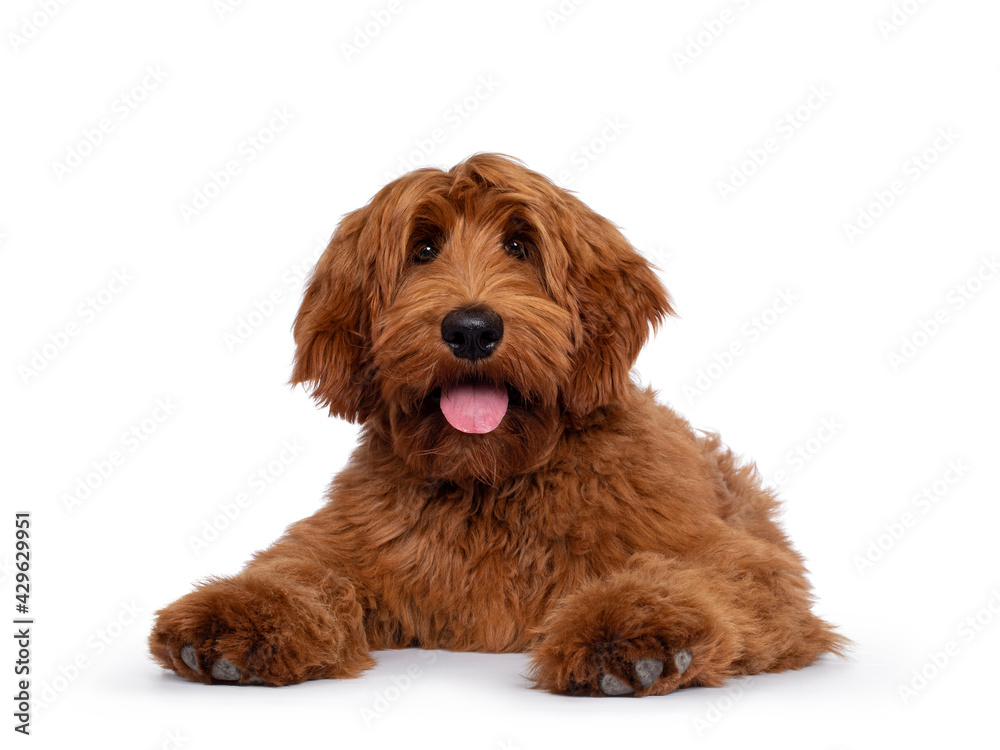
290,207,378,422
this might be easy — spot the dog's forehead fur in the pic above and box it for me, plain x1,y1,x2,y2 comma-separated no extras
362,154,573,304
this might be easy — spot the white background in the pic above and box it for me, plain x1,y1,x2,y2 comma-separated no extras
3,0,999,748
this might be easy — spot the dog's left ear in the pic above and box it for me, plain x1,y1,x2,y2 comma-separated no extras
559,199,673,416
290,207,379,422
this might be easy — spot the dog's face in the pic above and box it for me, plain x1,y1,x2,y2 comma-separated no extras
292,154,671,484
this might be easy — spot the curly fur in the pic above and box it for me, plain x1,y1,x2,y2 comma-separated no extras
149,153,847,694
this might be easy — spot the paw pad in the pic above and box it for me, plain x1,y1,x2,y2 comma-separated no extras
178,645,249,683
597,649,692,696
180,644,200,674
210,658,241,681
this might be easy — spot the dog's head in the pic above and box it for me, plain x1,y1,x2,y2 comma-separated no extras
292,154,671,483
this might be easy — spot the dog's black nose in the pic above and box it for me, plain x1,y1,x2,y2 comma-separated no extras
441,308,503,361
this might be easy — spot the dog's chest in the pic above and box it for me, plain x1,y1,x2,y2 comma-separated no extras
369,480,607,650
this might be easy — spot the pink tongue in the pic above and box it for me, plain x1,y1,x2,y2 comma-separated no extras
440,382,509,434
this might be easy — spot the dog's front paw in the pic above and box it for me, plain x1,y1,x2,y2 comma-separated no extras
531,621,699,697
528,559,738,696
149,573,372,686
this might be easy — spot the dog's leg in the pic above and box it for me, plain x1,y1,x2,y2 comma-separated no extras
528,533,847,696
149,542,373,686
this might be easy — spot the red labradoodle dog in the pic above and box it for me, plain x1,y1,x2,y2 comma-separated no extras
150,153,846,696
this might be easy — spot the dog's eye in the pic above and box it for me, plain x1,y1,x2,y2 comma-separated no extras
414,243,439,264
505,239,527,260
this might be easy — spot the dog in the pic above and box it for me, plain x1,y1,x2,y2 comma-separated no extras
150,153,846,696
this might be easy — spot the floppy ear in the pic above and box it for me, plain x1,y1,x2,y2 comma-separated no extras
560,200,673,416
290,208,379,422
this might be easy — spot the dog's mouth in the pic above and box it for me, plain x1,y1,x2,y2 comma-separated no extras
430,379,512,434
